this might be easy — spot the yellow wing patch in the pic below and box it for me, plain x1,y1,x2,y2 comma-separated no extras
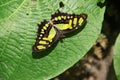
64,24,72,29
41,31,45,34
43,38,52,42
55,17,58,21
73,18,77,26
63,16,66,19
45,24,48,27
79,17,84,25
43,26,47,30
58,16,61,20
37,45,46,50
39,41,47,44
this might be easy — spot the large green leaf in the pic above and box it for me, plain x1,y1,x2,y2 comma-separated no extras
114,34,120,80
0,0,105,80
0,0,24,19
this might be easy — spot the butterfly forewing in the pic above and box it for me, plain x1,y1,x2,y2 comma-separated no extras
51,10,87,34
32,20,61,52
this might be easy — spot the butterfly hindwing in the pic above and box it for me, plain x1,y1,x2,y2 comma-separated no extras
32,20,62,52
51,10,87,34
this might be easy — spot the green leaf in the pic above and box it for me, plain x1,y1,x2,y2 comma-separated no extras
0,0,105,80
0,0,24,20
114,34,120,80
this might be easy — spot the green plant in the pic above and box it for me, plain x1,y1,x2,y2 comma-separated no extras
0,0,119,80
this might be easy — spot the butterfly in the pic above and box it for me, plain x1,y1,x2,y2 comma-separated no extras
32,10,87,52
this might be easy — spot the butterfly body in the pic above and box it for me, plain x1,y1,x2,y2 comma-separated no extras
32,10,87,52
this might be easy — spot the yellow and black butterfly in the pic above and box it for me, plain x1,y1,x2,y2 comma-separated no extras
32,11,87,52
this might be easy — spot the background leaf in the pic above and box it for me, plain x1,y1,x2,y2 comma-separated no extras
0,0,105,80
114,34,120,80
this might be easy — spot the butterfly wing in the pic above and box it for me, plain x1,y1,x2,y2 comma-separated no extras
32,20,61,52
51,10,87,34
